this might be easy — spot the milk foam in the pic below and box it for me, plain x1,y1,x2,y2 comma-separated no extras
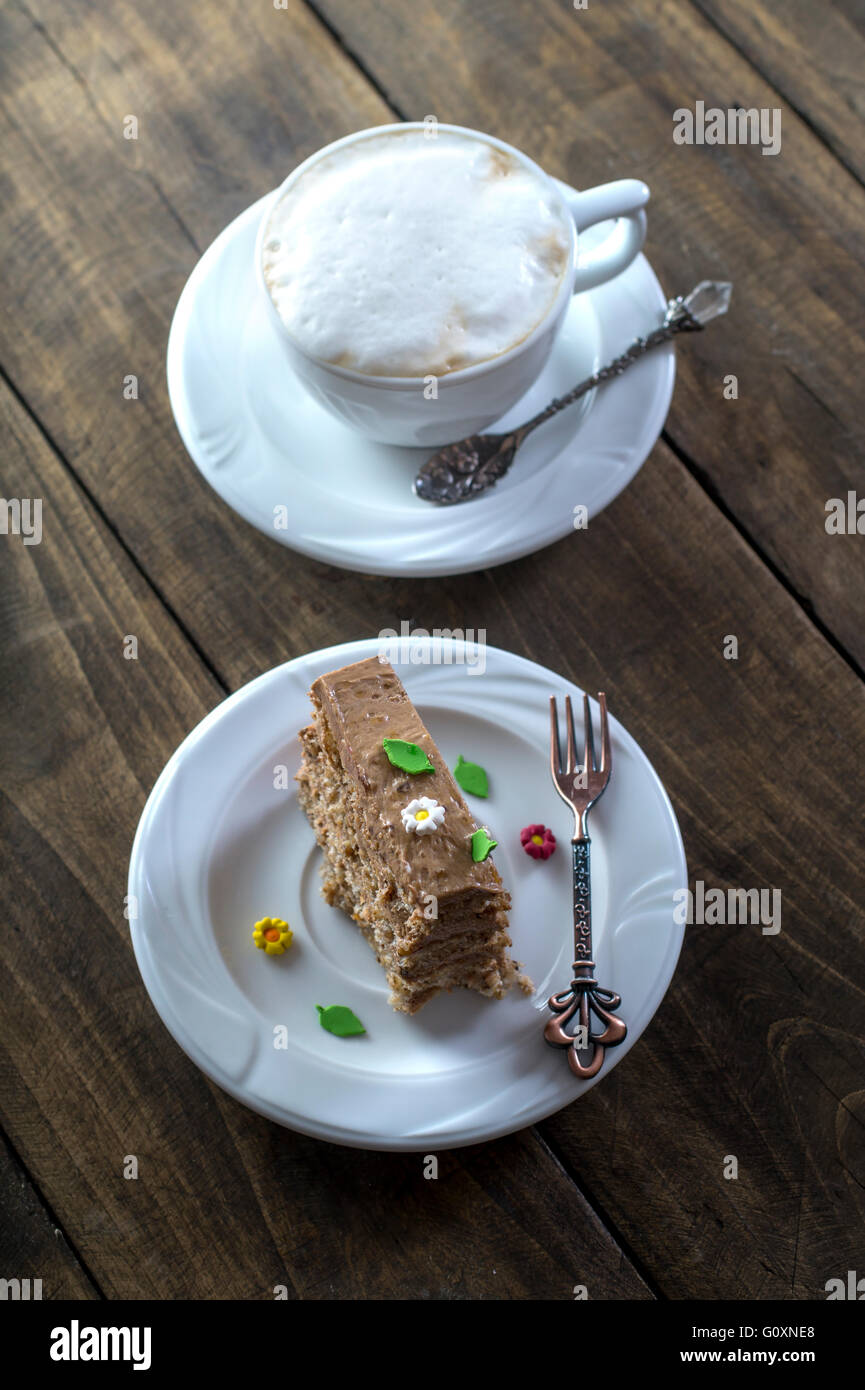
261,130,571,378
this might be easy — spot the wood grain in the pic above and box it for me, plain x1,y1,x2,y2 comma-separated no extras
312,0,865,668
695,0,865,184
0,379,651,1299
0,0,863,1301
478,440,865,1297
0,0,396,692
0,0,861,677
0,1135,98,1300
4,361,864,1294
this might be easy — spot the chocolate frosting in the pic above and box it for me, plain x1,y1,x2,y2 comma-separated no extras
310,657,502,904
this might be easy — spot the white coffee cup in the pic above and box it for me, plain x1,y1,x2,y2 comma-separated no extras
255,123,648,447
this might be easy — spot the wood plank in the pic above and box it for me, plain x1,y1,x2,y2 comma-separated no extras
5,359,865,1295
695,0,865,184
0,380,652,1299
0,0,862,674
0,0,395,693
0,1134,99,1300
307,0,865,668
501,439,865,1298
1,0,863,1300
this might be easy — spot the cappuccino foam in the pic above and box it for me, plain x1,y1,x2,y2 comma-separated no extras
261,130,571,378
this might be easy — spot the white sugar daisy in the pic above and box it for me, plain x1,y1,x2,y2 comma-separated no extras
401,797,445,835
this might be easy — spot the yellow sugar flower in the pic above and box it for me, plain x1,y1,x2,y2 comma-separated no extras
253,917,294,956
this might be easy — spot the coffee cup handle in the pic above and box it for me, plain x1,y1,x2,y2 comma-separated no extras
555,178,649,295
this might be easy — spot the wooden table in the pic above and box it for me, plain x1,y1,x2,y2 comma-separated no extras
2,0,863,1301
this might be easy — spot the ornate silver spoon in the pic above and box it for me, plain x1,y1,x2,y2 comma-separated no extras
414,280,732,505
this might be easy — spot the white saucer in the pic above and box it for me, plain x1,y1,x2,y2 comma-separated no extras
129,638,687,1150
167,193,675,577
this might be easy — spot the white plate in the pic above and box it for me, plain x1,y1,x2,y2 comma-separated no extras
129,638,687,1150
167,191,674,577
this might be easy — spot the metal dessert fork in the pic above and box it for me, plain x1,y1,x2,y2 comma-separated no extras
546,692,627,1079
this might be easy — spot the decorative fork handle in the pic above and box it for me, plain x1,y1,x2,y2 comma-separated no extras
544,839,628,1078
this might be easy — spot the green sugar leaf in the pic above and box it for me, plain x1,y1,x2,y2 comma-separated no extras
454,754,489,798
471,827,497,863
316,1004,366,1037
382,738,434,775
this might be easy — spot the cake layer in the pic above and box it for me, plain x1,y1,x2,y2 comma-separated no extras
296,657,531,1013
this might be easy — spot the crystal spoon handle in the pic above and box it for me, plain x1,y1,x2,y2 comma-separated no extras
515,279,731,442
414,280,732,505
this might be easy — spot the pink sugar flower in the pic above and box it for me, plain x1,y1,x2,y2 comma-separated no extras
520,823,556,860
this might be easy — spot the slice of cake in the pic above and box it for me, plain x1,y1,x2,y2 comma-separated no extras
296,656,530,1014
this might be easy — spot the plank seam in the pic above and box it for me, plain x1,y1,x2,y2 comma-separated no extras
302,0,864,686
533,1125,665,1300
16,0,202,256
660,427,865,685
689,0,865,191
0,363,231,697
0,1125,105,1300
302,0,408,119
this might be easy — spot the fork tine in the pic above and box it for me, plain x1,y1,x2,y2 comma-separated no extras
564,695,577,774
549,696,562,777
598,692,611,774
583,693,596,773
